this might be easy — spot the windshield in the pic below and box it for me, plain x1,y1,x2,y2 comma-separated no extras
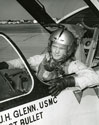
0,32,35,102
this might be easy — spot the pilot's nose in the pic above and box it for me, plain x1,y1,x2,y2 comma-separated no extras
55,47,60,54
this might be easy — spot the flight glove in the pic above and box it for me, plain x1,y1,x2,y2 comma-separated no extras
48,76,75,97
0,61,9,70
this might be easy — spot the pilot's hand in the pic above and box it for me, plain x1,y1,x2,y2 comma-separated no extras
0,61,9,70
48,76,75,97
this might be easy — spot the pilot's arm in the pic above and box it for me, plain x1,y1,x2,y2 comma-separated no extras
68,60,99,89
0,54,45,71
49,60,99,96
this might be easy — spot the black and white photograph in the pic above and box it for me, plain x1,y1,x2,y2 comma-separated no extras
0,0,99,125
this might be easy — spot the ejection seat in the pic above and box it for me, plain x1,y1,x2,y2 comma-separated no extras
73,23,99,68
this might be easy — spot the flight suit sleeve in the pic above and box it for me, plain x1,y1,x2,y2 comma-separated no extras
68,60,99,90
27,54,45,71
7,54,45,70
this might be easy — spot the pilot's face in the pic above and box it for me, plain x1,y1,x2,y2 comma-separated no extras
51,42,67,60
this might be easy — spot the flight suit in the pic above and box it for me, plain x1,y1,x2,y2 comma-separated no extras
7,52,99,90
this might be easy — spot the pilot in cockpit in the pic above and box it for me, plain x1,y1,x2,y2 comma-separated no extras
0,27,99,97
